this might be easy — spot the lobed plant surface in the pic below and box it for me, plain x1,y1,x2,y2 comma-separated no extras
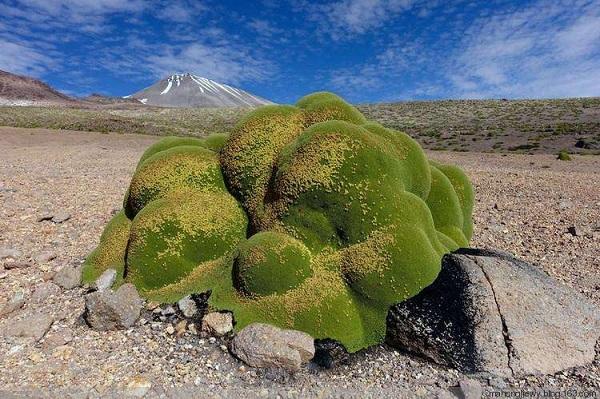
82,92,474,352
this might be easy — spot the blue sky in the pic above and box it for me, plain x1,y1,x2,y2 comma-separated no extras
0,0,599,103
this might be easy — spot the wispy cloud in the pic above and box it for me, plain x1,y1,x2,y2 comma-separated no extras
145,42,274,84
328,38,432,100
448,0,600,98
247,19,284,37
154,0,207,23
1,0,146,33
312,0,417,38
0,39,57,76
327,0,600,100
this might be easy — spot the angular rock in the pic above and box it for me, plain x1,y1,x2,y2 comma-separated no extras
454,379,483,399
51,212,71,223
0,291,25,317
230,323,315,372
567,225,590,237
53,264,82,289
36,251,57,263
31,282,61,303
93,268,117,291
42,328,74,350
387,248,600,377
37,212,54,222
177,296,198,318
161,305,176,316
84,283,142,330
312,339,350,369
1,312,54,341
201,312,233,337
575,138,599,150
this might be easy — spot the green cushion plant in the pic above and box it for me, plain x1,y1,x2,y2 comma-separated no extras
557,149,572,161
83,92,474,352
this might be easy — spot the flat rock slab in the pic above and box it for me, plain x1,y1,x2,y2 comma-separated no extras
1,312,54,342
387,248,600,377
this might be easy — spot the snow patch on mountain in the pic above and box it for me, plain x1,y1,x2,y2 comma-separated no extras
128,73,272,108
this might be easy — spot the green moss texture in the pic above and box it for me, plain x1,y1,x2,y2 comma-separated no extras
83,92,474,352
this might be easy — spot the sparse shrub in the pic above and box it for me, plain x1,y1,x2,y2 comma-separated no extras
83,92,474,352
557,150,572,161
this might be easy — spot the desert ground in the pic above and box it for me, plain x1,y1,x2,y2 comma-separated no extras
0,127,599,398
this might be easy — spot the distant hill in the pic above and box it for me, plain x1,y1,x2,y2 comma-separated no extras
83,93,142,105
358,98,600,153
128,73,272,108
0,90,598,153
0,69,77,106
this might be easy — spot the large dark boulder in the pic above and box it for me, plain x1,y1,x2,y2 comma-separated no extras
386,248,600,377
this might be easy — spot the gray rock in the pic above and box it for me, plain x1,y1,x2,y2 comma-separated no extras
42,328,73,350
456,379,483,399
161,305,176,316
37,212,54,222
435,390,457,399
0,291,25,317
3,261,32,270
84,283,142,330
31,282,61,303
567,225,590,237
201,312,233,337
53,264,82,289
36,251,57,263
230,323,315,372
93,268,117,291
1,312,54,341
177,296,198,318
0,248,22,260
51,212,71,223
387,248,600,377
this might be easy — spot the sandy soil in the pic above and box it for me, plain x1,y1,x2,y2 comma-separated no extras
0,127,599,398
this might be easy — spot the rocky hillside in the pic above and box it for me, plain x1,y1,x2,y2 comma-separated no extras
0,69,77,106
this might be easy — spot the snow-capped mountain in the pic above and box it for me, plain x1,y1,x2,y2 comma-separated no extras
127,73,272,108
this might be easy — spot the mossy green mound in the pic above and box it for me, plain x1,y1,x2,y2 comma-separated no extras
233,231,312,296
84,91,474,352
557,150,572,161
125,145,225,218
127,190,247,291
82,210,131,285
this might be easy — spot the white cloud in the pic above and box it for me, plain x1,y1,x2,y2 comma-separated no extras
145,43,273,84
327,38,429,99
448,0,600,98
155,1,206,23
309,0,419,39
0,39,56,75
247,19,283,37
0,0,146,34
17,0,146,16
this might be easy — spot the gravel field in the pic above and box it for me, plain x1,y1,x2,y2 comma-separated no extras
1,127,599,398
